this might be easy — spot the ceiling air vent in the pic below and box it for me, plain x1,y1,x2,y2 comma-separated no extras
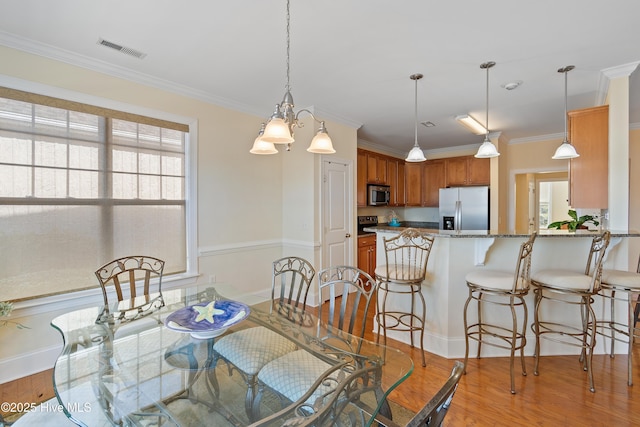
97,38,147,59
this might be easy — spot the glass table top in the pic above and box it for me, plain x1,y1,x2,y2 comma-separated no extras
51,286,414,426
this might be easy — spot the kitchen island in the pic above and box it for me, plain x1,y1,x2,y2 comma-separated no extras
365,225,640,358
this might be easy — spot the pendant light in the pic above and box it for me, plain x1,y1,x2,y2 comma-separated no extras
474,61,500,158
405,73,427,162
250,0,335,155
552,65,580,159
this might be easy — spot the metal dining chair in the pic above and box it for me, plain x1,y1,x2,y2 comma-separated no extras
213,256,316,421
94,255,165,323
598,253,640,386
255,266,378,417
531,231,611,392
463,232,537,394
375,228,435,367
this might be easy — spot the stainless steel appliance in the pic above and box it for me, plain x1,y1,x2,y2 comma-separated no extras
368,184,390,206
439,186,489,230
357,215,378,235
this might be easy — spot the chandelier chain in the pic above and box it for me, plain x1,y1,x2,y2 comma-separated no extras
285,0,291,93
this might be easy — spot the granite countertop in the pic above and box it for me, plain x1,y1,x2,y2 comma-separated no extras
364,224,640,238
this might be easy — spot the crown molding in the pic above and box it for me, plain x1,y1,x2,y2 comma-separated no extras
0,32,361,129
596,61,640,105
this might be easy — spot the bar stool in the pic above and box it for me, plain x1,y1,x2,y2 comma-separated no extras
375,228,435,367
531,231,610,392
463,232,537,394
598,254,640,386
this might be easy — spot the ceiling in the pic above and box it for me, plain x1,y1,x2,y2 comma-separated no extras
0,0,638,157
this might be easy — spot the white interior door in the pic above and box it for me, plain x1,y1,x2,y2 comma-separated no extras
322,158,353,302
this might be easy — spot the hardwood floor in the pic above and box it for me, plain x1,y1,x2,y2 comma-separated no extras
378,335,640,426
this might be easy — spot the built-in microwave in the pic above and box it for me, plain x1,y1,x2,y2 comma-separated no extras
368,184,390,206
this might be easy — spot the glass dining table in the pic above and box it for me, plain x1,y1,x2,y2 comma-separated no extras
51,285,414,426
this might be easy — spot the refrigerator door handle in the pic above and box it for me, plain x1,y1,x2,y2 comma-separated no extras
455,200,461,231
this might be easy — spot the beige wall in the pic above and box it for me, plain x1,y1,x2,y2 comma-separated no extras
0,45,358,382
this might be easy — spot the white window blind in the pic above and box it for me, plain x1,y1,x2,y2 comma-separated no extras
0,90,188,301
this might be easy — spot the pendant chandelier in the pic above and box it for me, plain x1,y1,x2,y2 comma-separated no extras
474,61,500,158
552,65,580,159
250,0,335,155
405,73,427,162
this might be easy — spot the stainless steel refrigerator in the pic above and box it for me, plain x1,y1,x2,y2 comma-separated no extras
439,186,490,230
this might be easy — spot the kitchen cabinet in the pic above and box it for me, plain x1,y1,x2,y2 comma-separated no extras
568,105,608,208
422,159,446,207
367,152,388,184
404,162,423,206
387,158,405,206
357,234,377,279
357,149,367,207
357,148,405,206
445,156,490,186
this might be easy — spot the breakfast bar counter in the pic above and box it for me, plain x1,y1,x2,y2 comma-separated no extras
365,225,640,359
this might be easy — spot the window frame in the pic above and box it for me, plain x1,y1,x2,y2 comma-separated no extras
0,76,199,312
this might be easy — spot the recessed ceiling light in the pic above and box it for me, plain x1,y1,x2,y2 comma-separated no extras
501,80,523,91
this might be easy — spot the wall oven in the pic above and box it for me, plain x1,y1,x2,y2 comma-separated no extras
368,184,390,206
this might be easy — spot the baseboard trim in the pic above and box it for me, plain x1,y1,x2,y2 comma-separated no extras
0,344,61,384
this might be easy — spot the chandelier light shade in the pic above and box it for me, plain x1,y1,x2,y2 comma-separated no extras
250,123,278,155
405,73,427,162
474,61,500,159
250,0,334,155
307,121,335,153
552,65,580,160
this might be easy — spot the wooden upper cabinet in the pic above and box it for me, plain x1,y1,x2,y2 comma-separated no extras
367,152,388,184
404,162,423,206
357,149,367,207
568,105,608,208
445,156,490,186
422,159,446,207
387,158,405,206
445,157,468,186
467,156,490,185
357,148,404,206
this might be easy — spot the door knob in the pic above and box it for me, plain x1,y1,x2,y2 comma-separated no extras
345,233,351,238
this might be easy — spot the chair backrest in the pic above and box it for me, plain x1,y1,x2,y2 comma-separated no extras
271,256,316,311
380,228,435,282
95,255,165,321
405,361,464,427
511,232,537,292
317,266,377,346
584,231,611,293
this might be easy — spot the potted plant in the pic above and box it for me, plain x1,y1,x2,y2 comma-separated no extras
0,301,29,329
547,209,599,231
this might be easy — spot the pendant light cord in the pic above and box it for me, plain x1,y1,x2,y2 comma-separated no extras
414,75,418,147
563,68,568,140
558,65,574,143
485,64,489,137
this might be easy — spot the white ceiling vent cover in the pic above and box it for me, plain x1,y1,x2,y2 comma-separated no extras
97,38,147,59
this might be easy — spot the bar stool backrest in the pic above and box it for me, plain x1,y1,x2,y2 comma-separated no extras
584,231,611,293
381,228,435,283
512,232,537,292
